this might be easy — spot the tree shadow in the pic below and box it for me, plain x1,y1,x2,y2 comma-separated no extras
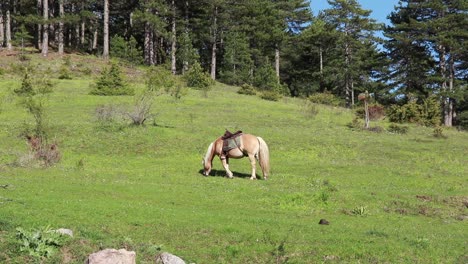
198,169,258,179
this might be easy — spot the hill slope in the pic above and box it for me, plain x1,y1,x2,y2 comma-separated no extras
0,53,467,263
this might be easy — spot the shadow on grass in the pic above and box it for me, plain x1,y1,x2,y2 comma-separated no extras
198,169,258,179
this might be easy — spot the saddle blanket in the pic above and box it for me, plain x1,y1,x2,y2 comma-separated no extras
222,134,242,153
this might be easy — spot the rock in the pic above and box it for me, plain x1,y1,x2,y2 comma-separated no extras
155,252,186,264
56,228,73,237
319,219,329,225
86,248,136,264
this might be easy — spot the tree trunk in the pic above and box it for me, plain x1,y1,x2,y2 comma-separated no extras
171,0,177,74
144,21,154,65
37,0,42,50
102,0,109,59
49,4,55,47
81,2,85,45
182,0,189,74
5,9,12,51
41,0,48,56
0,8,4,50
210,6,218,80
92,26,98,50
275,45,280,82
58,0,64,55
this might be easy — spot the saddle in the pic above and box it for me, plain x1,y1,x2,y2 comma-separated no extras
221,130,243,159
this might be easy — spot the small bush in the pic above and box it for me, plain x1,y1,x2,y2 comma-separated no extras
456,111,468,130
14,72,35,96
185,62,213,90
146,66,175,93
237,84,257,95
58,65,72,80
90,63,134,96
432,126,446,138
388,123,409,134
308,92,343,107
260,91,282,101
347,117,363,130
386,96,441,126
124,92,155,126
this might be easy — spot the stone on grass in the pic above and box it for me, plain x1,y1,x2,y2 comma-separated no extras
155,252,186,264
86,248,136,264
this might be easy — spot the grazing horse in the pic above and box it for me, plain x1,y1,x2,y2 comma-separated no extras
202,133,270,180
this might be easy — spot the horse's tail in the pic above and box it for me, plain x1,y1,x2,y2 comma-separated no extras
257,137,270,179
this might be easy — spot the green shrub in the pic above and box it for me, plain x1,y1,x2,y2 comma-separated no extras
388,123,409,134
347,117,363,130
237,84,257,95
386,96,441,126
456,111,468,130
308,92,343,107
90,63,134,96
14,72,35,96
146,66,175,92
58,65,72,80
185,62,213,91
260,91,282,101
433,125,446,138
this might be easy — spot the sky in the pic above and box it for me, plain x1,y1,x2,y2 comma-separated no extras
310,0,401,25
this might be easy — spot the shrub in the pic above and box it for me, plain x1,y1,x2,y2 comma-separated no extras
386,96,441,126
58,65,72,80
14,72,35,96
456,111,468,130
260,91,282,101
386,101,421,124
90,63,134,96
432,125,446,138
308,92,343,107
124,91,155,126
237,84,257,95
146,66,175,93
185,62,213,91
388,123,409,134
347,117,363,130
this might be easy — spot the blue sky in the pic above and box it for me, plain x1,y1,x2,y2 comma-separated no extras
310,0,400,25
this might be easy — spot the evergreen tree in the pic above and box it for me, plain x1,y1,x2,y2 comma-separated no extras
219,31,253,85
323,0,382,107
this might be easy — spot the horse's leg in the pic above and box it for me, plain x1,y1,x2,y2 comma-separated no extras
221,157,234,178
248,154,257,180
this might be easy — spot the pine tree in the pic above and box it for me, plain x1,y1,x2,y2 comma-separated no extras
323,0,382,107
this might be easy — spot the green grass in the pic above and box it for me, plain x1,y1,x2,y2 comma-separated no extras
0,54,467,263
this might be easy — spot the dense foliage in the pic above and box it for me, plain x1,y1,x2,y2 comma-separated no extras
0,0,466,127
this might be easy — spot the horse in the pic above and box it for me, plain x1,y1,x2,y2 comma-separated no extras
202,133,270,180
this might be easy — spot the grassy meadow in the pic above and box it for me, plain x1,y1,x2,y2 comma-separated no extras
0,53,467,263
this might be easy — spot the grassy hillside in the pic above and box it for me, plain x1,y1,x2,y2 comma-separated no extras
0,52,467,263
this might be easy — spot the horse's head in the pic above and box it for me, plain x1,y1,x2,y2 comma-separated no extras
202,158,211,176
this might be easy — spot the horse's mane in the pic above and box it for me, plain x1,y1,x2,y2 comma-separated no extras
203,142,214,165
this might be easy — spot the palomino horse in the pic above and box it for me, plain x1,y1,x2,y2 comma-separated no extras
202,133,270,180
